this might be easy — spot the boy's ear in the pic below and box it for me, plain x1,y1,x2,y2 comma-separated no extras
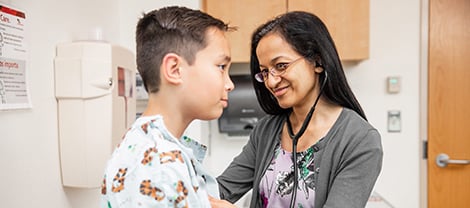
161,53,183,84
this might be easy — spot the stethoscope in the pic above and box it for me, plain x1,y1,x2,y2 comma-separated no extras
285,70,328,208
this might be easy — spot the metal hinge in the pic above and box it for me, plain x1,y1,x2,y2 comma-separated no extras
423,140,428,159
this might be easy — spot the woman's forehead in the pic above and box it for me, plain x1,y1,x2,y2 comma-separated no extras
256,34,297,63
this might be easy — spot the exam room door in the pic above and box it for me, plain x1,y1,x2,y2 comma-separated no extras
428,0,470,207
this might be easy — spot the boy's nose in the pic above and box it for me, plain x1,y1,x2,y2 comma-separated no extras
226,76,235,91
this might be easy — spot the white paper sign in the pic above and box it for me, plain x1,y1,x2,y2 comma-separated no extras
0,3,30,110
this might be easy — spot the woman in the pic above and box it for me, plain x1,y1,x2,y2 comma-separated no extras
215,11,383,208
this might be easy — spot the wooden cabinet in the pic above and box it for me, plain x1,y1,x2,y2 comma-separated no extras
202,0,286,62
202,0,369,62
288,0,369,61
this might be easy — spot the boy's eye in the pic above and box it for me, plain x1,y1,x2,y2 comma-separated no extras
218,64,227,70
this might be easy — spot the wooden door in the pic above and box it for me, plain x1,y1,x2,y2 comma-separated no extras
202,0,286,62
428,0,470,207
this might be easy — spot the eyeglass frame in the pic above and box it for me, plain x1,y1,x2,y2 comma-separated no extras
254,57,305,83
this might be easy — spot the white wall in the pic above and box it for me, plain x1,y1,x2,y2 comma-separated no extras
0,0,422,207
355,1,421,207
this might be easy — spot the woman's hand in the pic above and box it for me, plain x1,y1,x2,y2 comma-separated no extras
208,196,238,208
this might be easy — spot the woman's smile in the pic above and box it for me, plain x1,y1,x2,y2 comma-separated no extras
272,85,289,97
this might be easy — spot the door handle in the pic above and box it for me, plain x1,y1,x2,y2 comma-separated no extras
436,153,470,168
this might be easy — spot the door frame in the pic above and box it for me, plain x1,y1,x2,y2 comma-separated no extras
419,0,428,208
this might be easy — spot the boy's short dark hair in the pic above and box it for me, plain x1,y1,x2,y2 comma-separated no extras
136,6,231,93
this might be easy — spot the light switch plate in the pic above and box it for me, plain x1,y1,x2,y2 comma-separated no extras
388,110,401,132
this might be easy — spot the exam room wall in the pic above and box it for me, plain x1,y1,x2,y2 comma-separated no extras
0,1,421,208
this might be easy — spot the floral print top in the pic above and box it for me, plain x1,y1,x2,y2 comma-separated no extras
259,143,317,208
101,115,218,208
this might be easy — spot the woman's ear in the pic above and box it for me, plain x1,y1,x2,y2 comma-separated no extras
161,53,183,84
313,58,324,73
314,64,324,74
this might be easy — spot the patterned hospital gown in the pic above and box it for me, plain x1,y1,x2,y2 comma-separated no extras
101,115,218,208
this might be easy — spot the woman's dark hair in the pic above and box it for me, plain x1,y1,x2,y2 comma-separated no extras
250,11,366,120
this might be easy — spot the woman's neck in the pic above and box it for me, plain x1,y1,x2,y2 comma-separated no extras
282,103,343,152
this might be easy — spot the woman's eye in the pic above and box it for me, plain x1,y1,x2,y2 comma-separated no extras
275,63,289,71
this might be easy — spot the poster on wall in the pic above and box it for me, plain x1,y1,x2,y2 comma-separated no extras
0,3,30,110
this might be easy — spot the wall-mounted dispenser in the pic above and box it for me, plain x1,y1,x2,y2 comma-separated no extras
218,75,266,136
54,41,136,188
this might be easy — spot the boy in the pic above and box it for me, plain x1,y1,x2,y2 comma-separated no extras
101,6,234,207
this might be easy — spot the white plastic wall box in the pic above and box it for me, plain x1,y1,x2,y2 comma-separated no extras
54,41,136,188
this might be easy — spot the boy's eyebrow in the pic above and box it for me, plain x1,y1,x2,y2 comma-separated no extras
220,54,231,62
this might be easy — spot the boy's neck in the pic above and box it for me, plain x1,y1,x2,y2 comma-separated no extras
142,94,192,139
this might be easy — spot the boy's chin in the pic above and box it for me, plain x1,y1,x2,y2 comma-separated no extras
199,110,223,121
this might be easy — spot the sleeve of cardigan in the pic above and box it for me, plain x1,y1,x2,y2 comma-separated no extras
216,130,258,203
323,129,383,208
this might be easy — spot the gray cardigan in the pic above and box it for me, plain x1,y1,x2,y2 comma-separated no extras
217,108,383,208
